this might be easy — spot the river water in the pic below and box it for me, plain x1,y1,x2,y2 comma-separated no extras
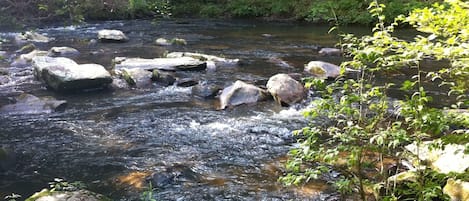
0,19,409,200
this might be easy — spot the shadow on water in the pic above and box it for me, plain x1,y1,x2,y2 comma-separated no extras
0,19,449,200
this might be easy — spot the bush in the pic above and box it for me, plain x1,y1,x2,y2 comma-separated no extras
281,0,469,200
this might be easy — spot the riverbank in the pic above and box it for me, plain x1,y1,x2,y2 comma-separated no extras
0,0,439,29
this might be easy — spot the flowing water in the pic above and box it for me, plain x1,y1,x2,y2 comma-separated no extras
0,19,440,200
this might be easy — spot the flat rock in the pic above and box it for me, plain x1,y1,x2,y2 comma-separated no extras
0,93,66,114
319,47,342,56
114,57,207,71
304,61,341,79
33,56,112,91
266,74,305,106
166,52,239,67
219,80,269,109
47,46,80,57
98,29,128,42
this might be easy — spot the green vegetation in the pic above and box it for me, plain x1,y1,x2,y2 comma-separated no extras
281,0,469,200
0,0,441,27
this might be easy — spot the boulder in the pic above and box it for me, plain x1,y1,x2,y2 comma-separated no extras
155,38,172,46
166,52,239,67
444,178,469,201
219,80,269,109
319,47,342,56
120,68,153,88
192,82,221,98
114,57,207,71
33,56,112,91
47,46,80,57
155,38,187,46
11,50,48,67
304,61,341,79
25,189,111,201
98,29,128,42
152,70,176,86
405,140,469,174
266,74,305,106
0,94,66,114
14,31,53,44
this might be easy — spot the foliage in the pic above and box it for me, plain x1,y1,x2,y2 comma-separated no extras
282,0,469,200
48,178,86,192
141,182,157,201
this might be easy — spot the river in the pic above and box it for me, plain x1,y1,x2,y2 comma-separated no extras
0,19,418,200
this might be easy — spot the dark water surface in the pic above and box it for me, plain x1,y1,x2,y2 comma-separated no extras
0,19,402,200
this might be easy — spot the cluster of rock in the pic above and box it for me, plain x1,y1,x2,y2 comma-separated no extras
2,30,352,113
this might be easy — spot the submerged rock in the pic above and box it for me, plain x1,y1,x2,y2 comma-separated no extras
47,46,80,57
405,140,469,174
219,80,269,109
0,93,66,114
114,57,207,71
98,29,128,42
33,56,112,91
266,74,305,106
26,189,111,201
304,61,341,79
192,82,222,98
15,31,53,44
166,52,239,67
120,68,153,88
267,57,292,68
444,178,469,201
318,47,342,56
176,78,198,87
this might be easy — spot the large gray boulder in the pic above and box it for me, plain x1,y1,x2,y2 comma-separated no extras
219,80,269,109
304,61,341,79
26,189,111,201
14,31,53,44
114,57,207,71
47,46,80,57
120,68,153,88
98,29,128,42
166,52,239,67
266,74,305,106
0,94,66,114
33,56,112,91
